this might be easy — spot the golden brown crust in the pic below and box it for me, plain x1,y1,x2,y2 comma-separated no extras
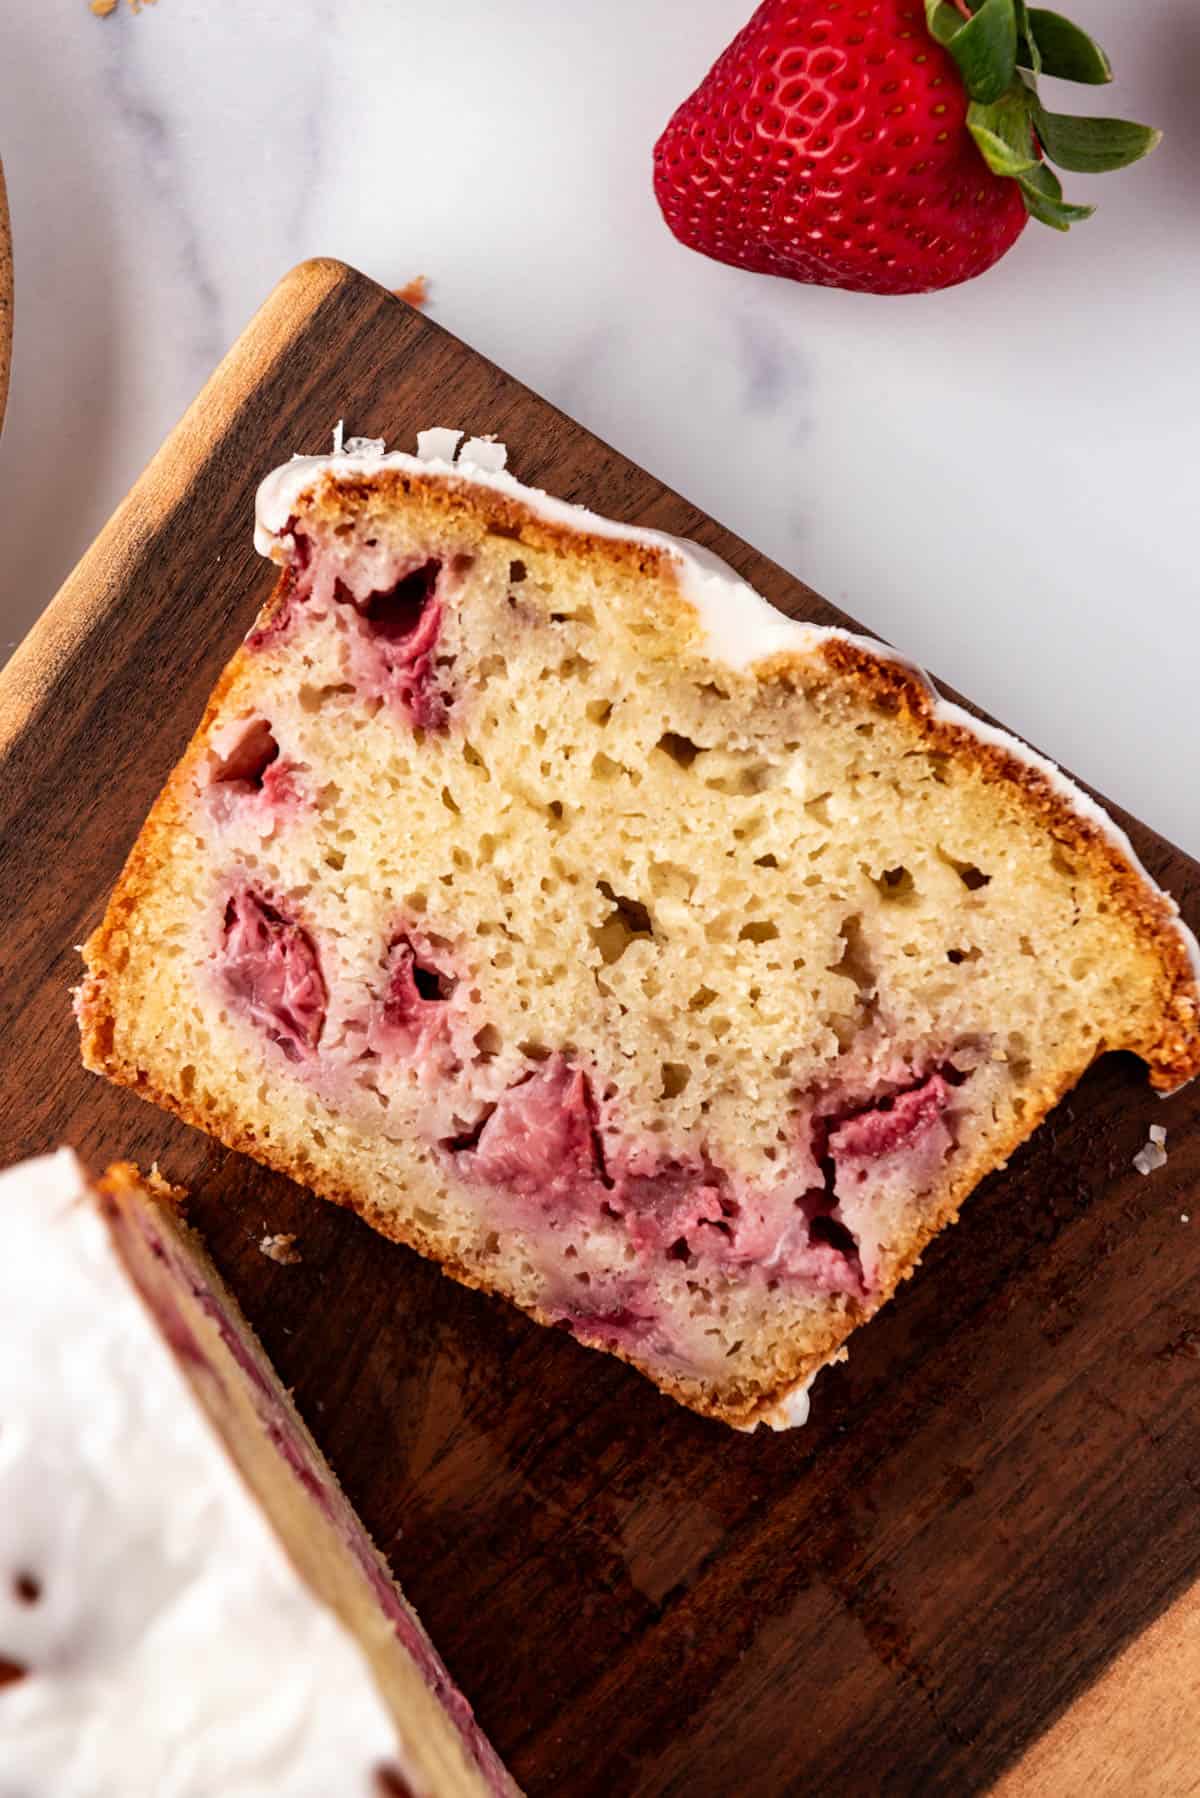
78,461,1200,1430
273,466,706,636
98,1160,187,1210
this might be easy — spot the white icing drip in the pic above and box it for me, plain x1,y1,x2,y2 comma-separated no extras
734,1370,819,1433
255,433,876,673
758,1374,815,1432
459,436,508,474
254,430,787,667
252,431,1200,1048
416,426,463,464
0,1151,409,1798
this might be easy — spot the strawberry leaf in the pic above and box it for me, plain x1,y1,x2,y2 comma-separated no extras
923,0,1160,234
937,0,1019,105
1014,1,1042,76
923,2,961,47
1024,9,1113,83
967,88,1038,176
1031,101,1162,172
1015,161,1095,229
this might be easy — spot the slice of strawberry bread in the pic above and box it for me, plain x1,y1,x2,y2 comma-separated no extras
77,429,1200,1430
0,1150,516,1797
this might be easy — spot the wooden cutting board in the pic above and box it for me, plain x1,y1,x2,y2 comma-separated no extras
2,259,1198,1797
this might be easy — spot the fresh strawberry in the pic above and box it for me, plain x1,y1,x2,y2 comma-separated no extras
653,0,1159,296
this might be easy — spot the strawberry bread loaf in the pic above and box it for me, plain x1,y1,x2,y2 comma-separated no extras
77,429,1200,1429
0,1151,515,1797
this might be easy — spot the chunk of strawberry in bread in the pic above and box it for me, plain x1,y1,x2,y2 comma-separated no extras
220,886,327,1061
77,430,1200,1429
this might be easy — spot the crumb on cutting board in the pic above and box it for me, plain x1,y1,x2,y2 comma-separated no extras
259,1232,302,1266
393,276,428,308
1132,1123,1168,1177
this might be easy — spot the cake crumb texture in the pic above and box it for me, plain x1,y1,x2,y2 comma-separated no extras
77,446,1200,1429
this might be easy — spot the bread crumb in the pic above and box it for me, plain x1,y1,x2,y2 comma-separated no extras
1132,1147,1166,1176
393,276,428,308
91,0,158,15
1133,1122,1168,1176
259,1232,301,1265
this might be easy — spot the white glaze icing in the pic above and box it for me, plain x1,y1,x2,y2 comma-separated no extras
254,427,798,673
459,436,508,474
747,1373,815,1433
0,1151,410,1798
253,428,1200,1036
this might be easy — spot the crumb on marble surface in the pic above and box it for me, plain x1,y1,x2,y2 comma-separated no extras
393,276,428,308
259,1232,302,1266
91,0,158,15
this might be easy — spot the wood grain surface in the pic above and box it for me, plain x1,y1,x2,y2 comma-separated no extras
995,1582,1200,1797
2,259,1199,1797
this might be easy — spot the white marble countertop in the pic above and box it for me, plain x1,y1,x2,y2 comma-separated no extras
2,0,1196,855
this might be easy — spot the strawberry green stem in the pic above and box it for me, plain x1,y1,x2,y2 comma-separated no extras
927,0,1160,230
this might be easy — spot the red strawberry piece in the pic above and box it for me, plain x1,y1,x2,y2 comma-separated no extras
828,1069,951,1158
220,887,327,1061
654,0,1027,295
339,559,449,731
453,1057,608,1204
382,935,457,1031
